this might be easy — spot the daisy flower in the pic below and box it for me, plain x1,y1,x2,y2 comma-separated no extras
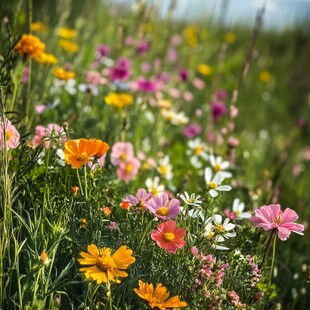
250,204,304,241
204,167,231,198
151,220,186,253
224,198,251,220
134,280,187,309
145,176,165,196
78,244,135,284
209,154,232,178
157,155,173,180
186,138,209,168
146,192,180,220
179,191,202,207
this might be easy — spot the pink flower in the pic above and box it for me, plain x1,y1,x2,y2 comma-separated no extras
146,192,180,220
136,78,158,92
110,58,131,81
126,188,152,208
110,142,134,166
151,220,186,253
116,157,140,183
32,123,66,149
0,118,20,150
183,123,201,139
250,204,304,241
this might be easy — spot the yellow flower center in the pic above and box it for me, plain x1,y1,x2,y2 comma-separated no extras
194,145,203,155
76,152,88,161
97,248,116,272
216,224,224,233
208,181,217,189
125,163,133,173
159,165,168,176
5,130,13,140
214,163,221,172
156,207,169,216
120,153,127,160
273,212,283,225
235,210,241,217
151,187,158,196
163,232,175,241
207,231,215,239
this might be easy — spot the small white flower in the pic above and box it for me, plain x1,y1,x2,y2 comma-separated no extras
179,191,202,207
204,167,231,198
209,154,232,178
232,198,251,219
65,79,77,95
157,155,173,180
186,138,209,168
212,214,236,239
56,149,65,167
145,176,165,196
78,83,99,96
161,109,189,125
180,206,205,221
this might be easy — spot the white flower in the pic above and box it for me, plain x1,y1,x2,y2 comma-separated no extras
157,155,173,180
78,83,99,96
204,167,231,198
212,215,236,239
65,79,77,95
56,149,65,167
232,198,251,219
145,176,165,196
209,154,232,178
186,138,209,168
179,191,202,207
180,207,205,221
161,109,189,125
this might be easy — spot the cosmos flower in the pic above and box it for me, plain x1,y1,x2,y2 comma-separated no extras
151,220,186,253
179,192,202,207
249,204,304,241
146,192,180,220
78,244,135,284
126,188,152,209
134,280,187,309
0,118,20,150
110,142,134,166
205,167,231,198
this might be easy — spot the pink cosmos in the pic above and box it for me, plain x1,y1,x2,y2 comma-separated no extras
116,157,140,183
183,123,202,139
0,118,20,150
135,40,150,55
110,142,134,166
35,105,47,114
192,77,205,89
136,78,158,92
110,58,131,81
151,220,186,253
167,48,178,63
32,123,66,149
249,204,304,241
125,188,152,208
146,192,180,220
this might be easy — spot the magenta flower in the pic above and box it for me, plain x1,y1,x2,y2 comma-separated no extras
136,78,158,92
110,58,131,81
95,44,110,60
110,142,134,166
211,101,227,120
183,123,202,139
250,204,304,241
126,188,152,209
178,68,189,82
135,40,150,55
146,192,180,220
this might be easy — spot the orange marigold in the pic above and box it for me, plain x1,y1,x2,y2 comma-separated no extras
14,34,46,58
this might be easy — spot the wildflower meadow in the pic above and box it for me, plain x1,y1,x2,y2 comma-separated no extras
1,0,310,309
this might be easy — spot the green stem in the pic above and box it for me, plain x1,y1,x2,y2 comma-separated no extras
76,170,84,196
264,232,277,309
106,281,112,310
260,230,275,269
84,165,88,200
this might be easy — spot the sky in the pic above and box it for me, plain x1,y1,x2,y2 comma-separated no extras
110,0,310,30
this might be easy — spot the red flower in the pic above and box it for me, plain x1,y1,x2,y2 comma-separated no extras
151,220,186,253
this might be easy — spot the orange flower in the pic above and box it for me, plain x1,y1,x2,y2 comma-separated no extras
92,139,109,158
78,244,136,284
53,67,75,80
14,34,46,58
134,280,187,309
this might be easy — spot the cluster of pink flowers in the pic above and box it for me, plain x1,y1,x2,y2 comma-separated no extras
0,118,20,150
110,142,140,183
246,255,261,287
227,290,246,309
191,248,229,292
32,123,67,149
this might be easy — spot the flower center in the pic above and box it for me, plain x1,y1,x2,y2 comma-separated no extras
273,212,283,225
194,145,203,155
151,187,158,196
159,165,168,176
125,163,133,173
208,181,217,189
120,153,127,160
216,224,224,233
156,207,169,216
97,248,116,272
76,152,88,161
214,163,221,172
163,232,175,241
206,231,215,239
5,130,13,140
235,210,241,217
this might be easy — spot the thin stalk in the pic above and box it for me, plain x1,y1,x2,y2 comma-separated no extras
84,165,88,200
260,230,275,269
106,281,112,310
76,170,84,196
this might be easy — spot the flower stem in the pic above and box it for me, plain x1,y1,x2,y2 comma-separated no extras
260,230,275,269
84,165,88,200
76,170,84,196
106,281,112,310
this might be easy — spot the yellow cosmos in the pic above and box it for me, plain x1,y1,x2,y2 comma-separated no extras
34,52,58,65
57,27,77,39
53,67,75,80
260,70,272,82
134,280,187,309
78,244,136,284
197,64,212,76
31,22,49,33
225,32,236,44
58,39,79,53
104,92,133,109
14,34,46,58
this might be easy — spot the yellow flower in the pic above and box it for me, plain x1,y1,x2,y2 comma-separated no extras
158,99,172,110
183,26,198,47
14,34,46,58
31,22,49,33
260,70,272,82
78,244,136,284
53,67,75,80
134,280,187,309
34,52,58,65
57,27,77,39
197,64,212,76
79,218,88,229
58,39,79,53
225,32,236,44
104,92,133,109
